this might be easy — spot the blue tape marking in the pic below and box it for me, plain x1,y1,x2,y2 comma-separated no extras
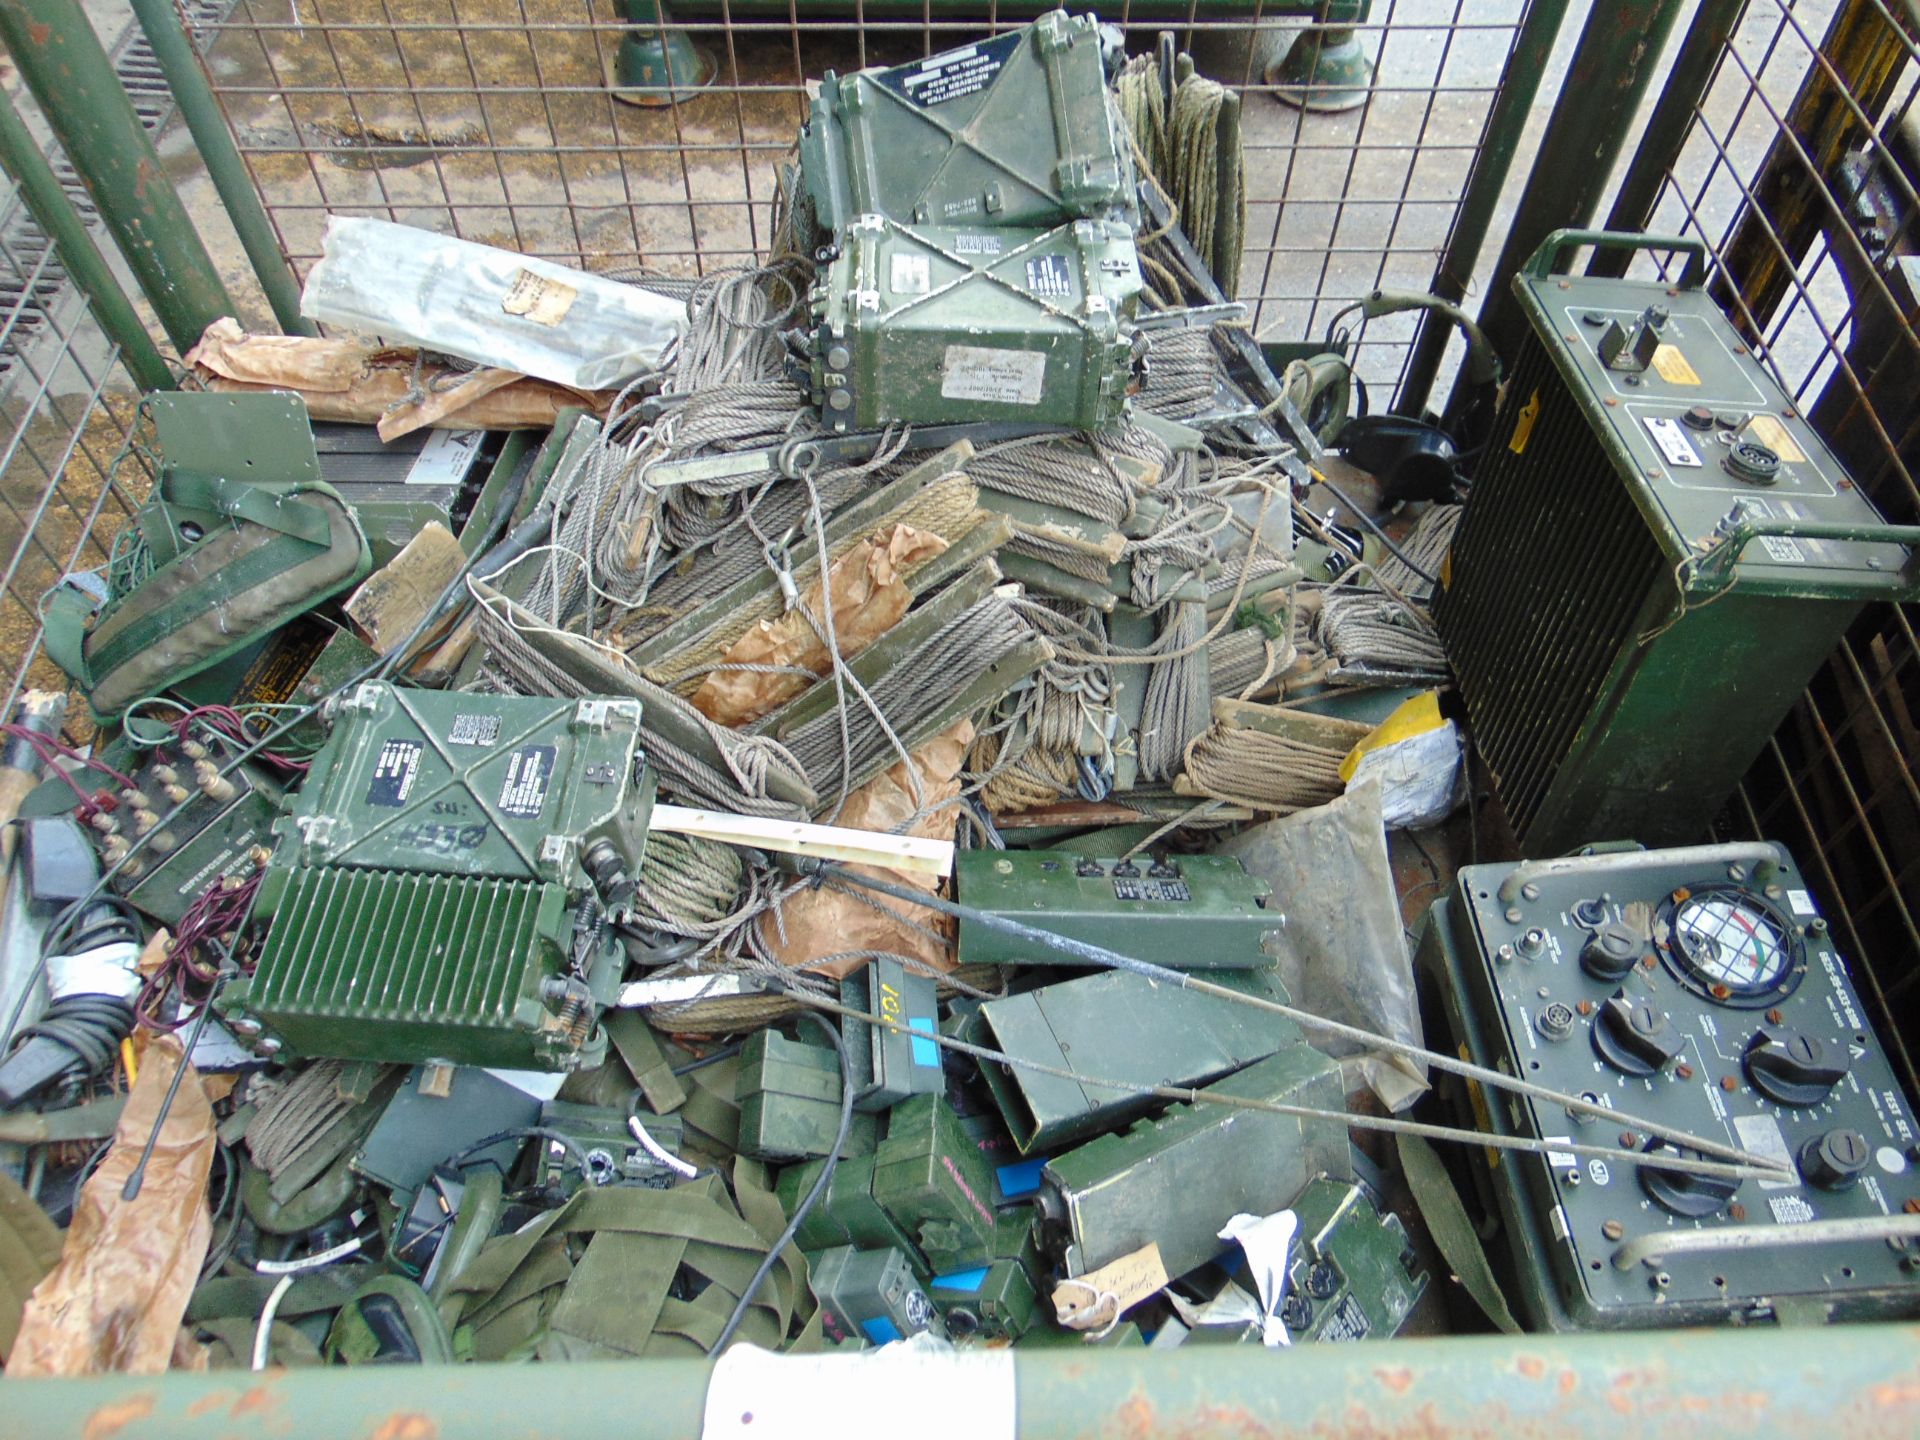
908,1016,939,1068
996,1157,1047,1198
932,1266,990,1295
860,1315,904,1344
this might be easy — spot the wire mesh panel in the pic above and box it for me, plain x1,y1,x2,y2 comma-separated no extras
193,0,1539,392
0,215,151,735
1616,0,1920,1066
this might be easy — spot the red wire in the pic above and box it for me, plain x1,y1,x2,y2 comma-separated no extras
0,723,137,790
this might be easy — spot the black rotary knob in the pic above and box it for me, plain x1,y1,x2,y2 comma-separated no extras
1592,993,1684,1076
1581,923,1643,983
1798,1128,1871,1190
1639,1138,1741,1218
1743,1027,1849,1107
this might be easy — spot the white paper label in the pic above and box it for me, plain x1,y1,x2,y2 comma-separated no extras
703,1340,1015,1440
404,428,484,486
502,268,576,325
890,254,931,295
941,345,1045,406
1734,1111,1798,1190
1788,888,1817,916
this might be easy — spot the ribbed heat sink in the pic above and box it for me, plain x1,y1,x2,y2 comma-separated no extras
1436,335,1666,841
248,867,558,1063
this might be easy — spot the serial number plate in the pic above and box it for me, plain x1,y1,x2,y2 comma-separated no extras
1643,415,1703,468
1113,878,1191,902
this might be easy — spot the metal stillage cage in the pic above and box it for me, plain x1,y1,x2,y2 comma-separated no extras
2,0,1920,1426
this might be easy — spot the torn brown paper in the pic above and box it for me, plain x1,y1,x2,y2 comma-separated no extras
758,719,972,980
691,523,948,728
5,1034,215,1377
185,317,614,436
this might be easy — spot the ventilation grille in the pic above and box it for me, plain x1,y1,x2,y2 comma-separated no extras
248,867,561,1065
1436,333,1667,841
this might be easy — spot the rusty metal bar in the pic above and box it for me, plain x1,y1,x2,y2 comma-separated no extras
1711,0,1920,340
9,1324,1920,1435
1392,0,1570,415
1460,0,1689,413
0,0,233,353
1588,0,1747,276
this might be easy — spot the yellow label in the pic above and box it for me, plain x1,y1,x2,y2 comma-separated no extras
1745,412,1807,463
1508,389,1541,455
502,268,577,326
1651,343,1701,386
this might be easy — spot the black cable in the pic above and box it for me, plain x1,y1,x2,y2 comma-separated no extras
122,959,230,1201
670,1041,743,1077
1309,473,1440,586
446,1125,594,1178
709,1011,851,1357
0,896,144,1081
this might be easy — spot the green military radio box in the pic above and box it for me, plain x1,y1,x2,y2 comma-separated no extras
967,967,1302,1152
929,1257,1043,1342
841,957,945,1111
797,11,1133,242
1437,229,1920,855
737,1030,849,1161
808,1245,943,1347
779,1152,928,1273
805,214,1142,434
229,685,655,1071
870,1094,1000,1271
955,850,1280,968
1037,1046,1350,1280
1280,1179,1426,1343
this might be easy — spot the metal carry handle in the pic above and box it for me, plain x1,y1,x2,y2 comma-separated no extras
1687,519,1920,599
1612,1213,1920,1271
1494,840,1782,907
1522,228,1709,289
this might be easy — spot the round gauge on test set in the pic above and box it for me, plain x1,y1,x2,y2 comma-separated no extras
1655,885,1804,1008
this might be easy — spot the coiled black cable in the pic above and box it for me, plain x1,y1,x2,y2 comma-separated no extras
0,904,141,1107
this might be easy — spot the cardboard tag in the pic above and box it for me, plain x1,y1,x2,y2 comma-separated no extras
1051,1242,1169,1331
502,268,577,326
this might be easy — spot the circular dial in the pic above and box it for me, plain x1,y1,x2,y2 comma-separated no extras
1658,887,1803,1008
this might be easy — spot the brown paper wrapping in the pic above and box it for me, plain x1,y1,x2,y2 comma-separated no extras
185,317,615,439
5,1035,215,1377
758,719,973,980
690,524,949,728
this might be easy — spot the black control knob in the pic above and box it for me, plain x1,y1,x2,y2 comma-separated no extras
1580,923,1643,983
1639,1139,1741,1217
1798,1128,1871,1191
1592,994,1684,1076
1743,1027,1849,1107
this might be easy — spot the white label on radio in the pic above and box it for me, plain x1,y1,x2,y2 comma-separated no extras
941,345,1045,406
1759,534,1807,563
889,254,931,295
1788,888,1817,915
1734,1111,1797,1190
1644,415,1703,468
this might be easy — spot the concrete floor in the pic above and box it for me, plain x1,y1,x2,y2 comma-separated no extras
0,0,1853,687
0,0,1825,405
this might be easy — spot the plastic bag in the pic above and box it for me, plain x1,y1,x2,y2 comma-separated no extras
1215,777,1427,1110
300,218,683,390
1338,691,1464,830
